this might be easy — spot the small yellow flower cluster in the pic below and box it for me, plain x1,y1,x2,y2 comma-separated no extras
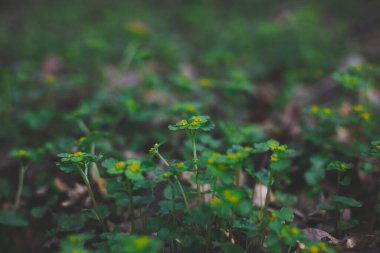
279,225,301,240
270,144,286,152
175,162,185,170
199,78,215,88
133,235,150,249
223,189,240,204
339,162,348,170
352,104,371,121
114,161,126,171
126,21,150,37
79,136,86,143
18,149,27,156
162,172,171,179
267,212,277,222
178,119,188,126
184,104,196,113
190,116,205,127
149,143,159,154
306,242,328,253
270,154,279,162
210,198,221,206
68,152,83,158
45,74,56,85
310,105,333,116
207,152,227,170
129,161,140,173
342,75,358,87
227,151,242,160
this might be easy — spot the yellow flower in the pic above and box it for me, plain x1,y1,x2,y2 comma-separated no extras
199,78,215,88
190,116,203,127
69,152,83,158
268,212,276,221
311,105,319,113
270,154,278,163
361,112,371,120
323,108,332,115
353,104,363,112
175,162,185,170
129,162,140,173
309,245,319,253
207,157,215,164
340,163,347,170
317,242,326,250
45,74,56,85
227,153,236,160
178,119,188,126
126,21,150,37
79,136,86,142
18,149,27,156
290,227,299,235
114,161,126,170
243,147,252,152
376,143,380,150
277,145,286,151
210,198,221,206
223,190,240,204
217,163,226,170
270,144,278,151
184,104,196,113
133,236,149,249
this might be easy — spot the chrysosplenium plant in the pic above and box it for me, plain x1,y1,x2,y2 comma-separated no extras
56,116,336,253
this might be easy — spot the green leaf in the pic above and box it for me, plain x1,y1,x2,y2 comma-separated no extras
317,203,336,211
254,169,270,186
337,218,359,230
253,142,269,153
339,176,351,186
278,207,294,222
275,192,298,207
331,195,362,207
0,210,28,227
236,200,253,215
31,205,49,219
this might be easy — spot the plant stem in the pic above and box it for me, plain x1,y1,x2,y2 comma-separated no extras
77,119,90,135
78,167,106,231
156,151,190,210
235,168,241,188
126,178,135,232
263,171,273,216
14,164,27,209
174,175,190,210
170,182,178,253
259,170,273,250
190,131,202,205
211,177,217,199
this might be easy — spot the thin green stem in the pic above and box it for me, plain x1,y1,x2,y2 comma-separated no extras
77,119,91,135
190,131,202,205
174,175,190,210
126,178,135,232
14,164,27,209
78,166,106,231
156,151,190,210
259,170,273,250
211,177,217,199
235,168,241,188
170,182,178,253
263,171,273,216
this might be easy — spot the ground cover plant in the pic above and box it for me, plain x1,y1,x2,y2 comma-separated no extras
1,0,380,252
